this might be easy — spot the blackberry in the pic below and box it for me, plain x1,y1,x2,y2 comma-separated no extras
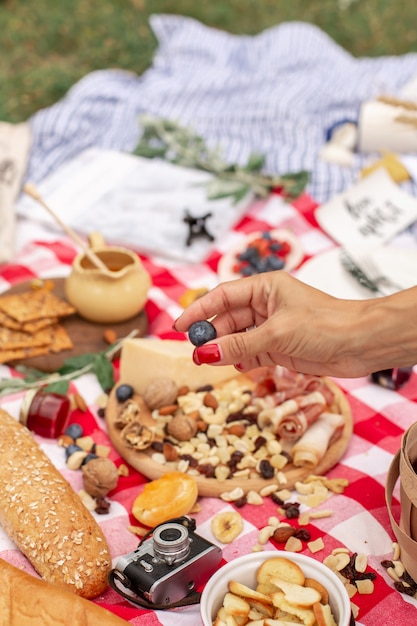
188,320,217,347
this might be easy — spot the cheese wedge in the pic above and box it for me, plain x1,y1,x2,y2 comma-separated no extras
120,338,237,395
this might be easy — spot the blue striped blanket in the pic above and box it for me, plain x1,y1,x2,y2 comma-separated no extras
25,14,417,204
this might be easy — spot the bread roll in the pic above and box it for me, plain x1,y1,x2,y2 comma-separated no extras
0,408,111,598
0,558,128,626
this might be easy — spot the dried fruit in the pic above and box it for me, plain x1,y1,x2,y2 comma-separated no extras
132,471,198,527
211,510,244,543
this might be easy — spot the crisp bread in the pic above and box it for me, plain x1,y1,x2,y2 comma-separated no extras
0,345,51,364
0,325,73,364
0,326,53,350
0,311,59,333
0,289,76,323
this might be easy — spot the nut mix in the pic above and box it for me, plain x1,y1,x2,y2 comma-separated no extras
113,375,339,484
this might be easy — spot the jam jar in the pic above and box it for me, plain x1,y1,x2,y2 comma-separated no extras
19,389,71,438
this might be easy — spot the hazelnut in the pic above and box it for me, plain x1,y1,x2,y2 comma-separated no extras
143,377,179,410
167,415,198,441
82,457,119,498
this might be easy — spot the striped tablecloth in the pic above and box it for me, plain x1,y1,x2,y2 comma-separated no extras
1,191,417,625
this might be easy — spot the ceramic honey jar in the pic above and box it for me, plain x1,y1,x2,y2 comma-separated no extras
65,233,151,324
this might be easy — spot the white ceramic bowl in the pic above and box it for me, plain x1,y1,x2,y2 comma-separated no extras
200,550,351,626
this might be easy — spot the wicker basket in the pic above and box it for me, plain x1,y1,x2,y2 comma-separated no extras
386,421,417,582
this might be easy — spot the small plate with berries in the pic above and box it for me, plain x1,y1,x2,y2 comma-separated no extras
217,228,304,282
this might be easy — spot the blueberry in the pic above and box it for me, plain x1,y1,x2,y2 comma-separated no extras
65,443,83,459
188,320,217,347
266,256,285,270
82,452,99,465
116,384,134,403
65,423,83,440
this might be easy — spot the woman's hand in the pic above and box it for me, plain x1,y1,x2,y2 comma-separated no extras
175,271,417,377
174,271,373,377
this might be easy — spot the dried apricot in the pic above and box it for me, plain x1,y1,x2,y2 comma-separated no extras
132,471,198,527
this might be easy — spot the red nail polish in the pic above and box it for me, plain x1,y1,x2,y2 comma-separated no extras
235,363,244,371
193,344,222,365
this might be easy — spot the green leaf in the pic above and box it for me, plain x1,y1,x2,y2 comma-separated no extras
205,178,248,200
244,152,265,172
134,114,309,204
92,352,115,391
44,380,70,395
57,353,97,375
134,143,167,159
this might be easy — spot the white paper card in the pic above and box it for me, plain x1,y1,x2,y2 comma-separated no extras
16,148,252,264
315,168,417,249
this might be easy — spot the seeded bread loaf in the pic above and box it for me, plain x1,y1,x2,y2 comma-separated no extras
0,408,111,598
0,558,129,626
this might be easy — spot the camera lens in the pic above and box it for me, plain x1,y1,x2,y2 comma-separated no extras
153,523,191,565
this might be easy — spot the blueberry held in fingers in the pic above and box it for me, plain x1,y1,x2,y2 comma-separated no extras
188,320,217,347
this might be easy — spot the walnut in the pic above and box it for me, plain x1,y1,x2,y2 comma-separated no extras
114,399,140,429
166,415,198,441
143,377,178,410
82,457,119,498
121,420,155,450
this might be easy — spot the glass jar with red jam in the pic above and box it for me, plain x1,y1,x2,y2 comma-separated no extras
19,389,71,439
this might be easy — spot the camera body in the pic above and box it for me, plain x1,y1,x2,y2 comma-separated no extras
112,517,222,606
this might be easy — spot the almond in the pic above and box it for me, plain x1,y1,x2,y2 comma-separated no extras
158,404,179,416
73,391,87,412
103,328,118,344
163,441,179,462
203,392,218,410
272,525,296,543
226,423,246,437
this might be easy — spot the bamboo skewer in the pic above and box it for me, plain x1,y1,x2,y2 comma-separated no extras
23,183,111,274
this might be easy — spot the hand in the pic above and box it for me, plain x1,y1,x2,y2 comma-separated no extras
174,271,372,378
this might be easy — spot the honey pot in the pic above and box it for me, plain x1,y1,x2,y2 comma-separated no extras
65,233,151,324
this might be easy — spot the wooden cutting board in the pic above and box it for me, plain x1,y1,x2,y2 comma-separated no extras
2,278,148,372
105,377,353,497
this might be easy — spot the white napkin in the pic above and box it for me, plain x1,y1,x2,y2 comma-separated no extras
16,148,252,264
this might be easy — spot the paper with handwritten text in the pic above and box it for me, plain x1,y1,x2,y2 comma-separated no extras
315,169,417,249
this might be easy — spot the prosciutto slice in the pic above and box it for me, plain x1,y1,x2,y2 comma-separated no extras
291,411,345,468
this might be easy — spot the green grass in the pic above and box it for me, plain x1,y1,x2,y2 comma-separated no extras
1,0,416,123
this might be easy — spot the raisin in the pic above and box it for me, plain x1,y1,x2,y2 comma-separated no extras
198,463,215,478
294,529,311,541
233,496,248,508
259,459,274,479
180,454,199,468
381,559,394,569
254,436,267,452
95,497,111,514
394,581,416,596
270,492,285,505
285,505,300,519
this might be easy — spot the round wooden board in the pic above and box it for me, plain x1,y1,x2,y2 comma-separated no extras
105,377,353,497
4,278,148,372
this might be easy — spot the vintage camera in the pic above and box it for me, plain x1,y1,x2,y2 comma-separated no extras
111,517,222,607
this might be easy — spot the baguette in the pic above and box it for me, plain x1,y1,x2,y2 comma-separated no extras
0,558,129,626
0,408,111,598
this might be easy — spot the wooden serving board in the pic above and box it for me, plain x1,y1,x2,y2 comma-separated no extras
3,278,148,372
105,377,353,497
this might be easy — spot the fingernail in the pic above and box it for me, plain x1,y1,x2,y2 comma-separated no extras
235,363,244,371
193,344,222,365
172,318,179,331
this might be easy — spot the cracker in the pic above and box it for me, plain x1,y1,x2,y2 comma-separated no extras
0,345,51,364
0,289,76,323
22,317,59,333
0,311,21,330
46,324,74,353
0,326,53,350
